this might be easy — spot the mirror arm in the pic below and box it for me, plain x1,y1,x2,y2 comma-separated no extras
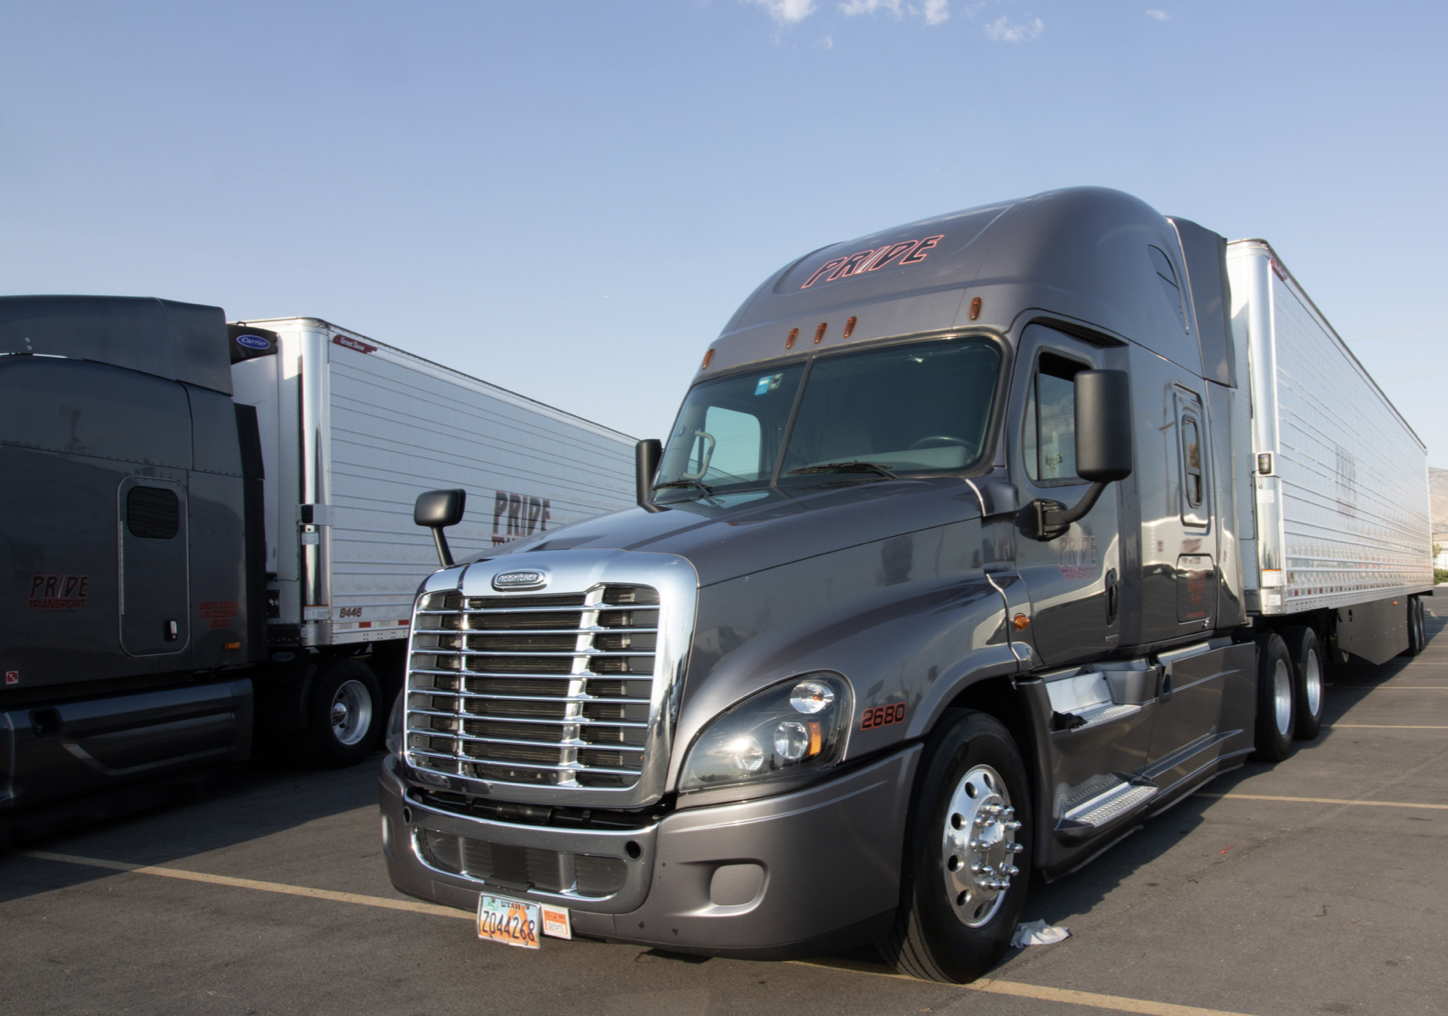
1021,481,1109,542
430,527,454,568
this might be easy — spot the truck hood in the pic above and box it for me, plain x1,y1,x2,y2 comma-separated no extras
484,477,989,587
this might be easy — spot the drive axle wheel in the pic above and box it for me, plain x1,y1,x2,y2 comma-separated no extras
1252,633,1295,762
300,658,382,767
882,710,1031,983
1283,626,1324,740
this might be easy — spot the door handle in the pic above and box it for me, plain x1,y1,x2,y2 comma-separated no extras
1105,569,1119,626
164,620,178,642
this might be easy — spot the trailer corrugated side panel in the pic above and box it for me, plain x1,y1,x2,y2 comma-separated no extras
1228,242,1432,616
323,334,636,639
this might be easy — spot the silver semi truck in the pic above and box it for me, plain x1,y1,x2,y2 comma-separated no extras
379,187,1432,981
0,300,634,843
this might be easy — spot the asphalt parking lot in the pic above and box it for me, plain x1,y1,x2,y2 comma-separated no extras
4,615,1446,1016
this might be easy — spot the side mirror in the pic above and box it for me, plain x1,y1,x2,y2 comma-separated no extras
415,489,466,567
1074,370,1133,482
636,439,665,513
1021,369,1132,541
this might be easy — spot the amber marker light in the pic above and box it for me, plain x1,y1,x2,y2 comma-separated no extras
701,348,715,370
843,316,857,338
786,327,799,349
808,722,822,756
813,322,827,344
1013,613,1031,631
970,296,982,321
224,641,241,651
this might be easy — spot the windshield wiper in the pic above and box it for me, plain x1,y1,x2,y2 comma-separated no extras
786,461,899,479
651,477,715,498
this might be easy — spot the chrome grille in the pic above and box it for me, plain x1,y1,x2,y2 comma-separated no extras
405,584,661,790
420,830,627,898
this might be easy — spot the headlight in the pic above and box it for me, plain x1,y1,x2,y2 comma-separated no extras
679,673,852,792
384,689,405,757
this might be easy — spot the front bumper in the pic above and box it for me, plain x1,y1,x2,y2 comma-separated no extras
380,745,921,957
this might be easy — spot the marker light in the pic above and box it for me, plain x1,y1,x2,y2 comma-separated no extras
786,327,799,349
814,322,827,344
843,316,857,338
701,349,715,370
970,296,982,320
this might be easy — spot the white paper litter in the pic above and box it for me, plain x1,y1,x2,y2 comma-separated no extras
1011,919,1070,948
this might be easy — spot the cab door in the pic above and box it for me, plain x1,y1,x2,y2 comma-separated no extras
119,476,190,655
1009,324,1122,667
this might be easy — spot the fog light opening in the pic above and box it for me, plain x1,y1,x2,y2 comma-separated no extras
625,840,642,860
401,805,413,825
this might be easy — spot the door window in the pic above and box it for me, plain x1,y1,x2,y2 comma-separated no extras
1024,353,1087,483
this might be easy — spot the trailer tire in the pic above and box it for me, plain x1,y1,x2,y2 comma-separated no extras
1251,634,1295,762
299,658,383,767
881,710,1031,983
1283,626,1324,741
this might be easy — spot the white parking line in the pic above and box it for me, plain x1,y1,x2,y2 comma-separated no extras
16,849,1260,1016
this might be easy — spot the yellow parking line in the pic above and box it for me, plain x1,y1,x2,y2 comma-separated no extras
16,850,470,920
793,959,1261,1016
17,849,1260,1016
1198,793,1448,811
1330,724,1448,729
1330,686,1448,690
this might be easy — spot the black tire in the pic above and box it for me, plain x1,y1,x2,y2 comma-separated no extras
1282,626,1324,741
881,710,1032,983
1403,598,1426,656
298,658,383,767
1251,633,1295,763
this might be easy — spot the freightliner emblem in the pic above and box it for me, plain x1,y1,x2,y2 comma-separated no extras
493,570,547,591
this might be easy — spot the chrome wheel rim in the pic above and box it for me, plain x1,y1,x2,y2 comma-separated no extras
330,679,372,746
1273,658,1292,736
942,764,1021,928
1302,646,1322,718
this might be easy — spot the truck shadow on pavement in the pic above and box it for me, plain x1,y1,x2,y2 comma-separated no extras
0,753,388,906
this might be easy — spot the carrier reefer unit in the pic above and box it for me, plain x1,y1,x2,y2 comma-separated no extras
0,298,635,844
378,187,1432,982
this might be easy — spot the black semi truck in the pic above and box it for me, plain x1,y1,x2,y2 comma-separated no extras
0,296,635,843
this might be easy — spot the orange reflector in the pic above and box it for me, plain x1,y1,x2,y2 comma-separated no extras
808,721,822,757
701,349,714,370
223,641,241,651
969,296,982,320
1013,613,1030,631
813,322,827,344
399,619,409,626
843,316,857,338
786,327,799,349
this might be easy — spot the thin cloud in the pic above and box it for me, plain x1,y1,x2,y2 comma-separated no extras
1145,9,1168,20
837,0,954,24
840,0,904,17
815,34,835,48
984,14,1043,41
743,0,817,23
922,0,950,25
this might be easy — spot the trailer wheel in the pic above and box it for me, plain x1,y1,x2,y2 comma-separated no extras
1251,633,1295,762
300,658,383,767
1403,598,1426,656
881,710,1031,983
1283,626,1324,740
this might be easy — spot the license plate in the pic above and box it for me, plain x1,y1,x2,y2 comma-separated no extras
476,895,541,949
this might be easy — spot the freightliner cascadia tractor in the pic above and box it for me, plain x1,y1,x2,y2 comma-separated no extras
381,187,1431,980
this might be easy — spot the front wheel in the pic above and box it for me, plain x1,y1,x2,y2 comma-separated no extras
1251,633,1295,762
881,710,1031,983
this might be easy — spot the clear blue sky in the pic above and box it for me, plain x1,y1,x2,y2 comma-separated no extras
3,1,1445,461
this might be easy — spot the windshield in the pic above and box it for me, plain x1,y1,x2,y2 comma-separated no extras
654,337,1001,501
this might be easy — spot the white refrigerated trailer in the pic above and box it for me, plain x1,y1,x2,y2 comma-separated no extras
1228,242,1432,660
230,317,637,653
